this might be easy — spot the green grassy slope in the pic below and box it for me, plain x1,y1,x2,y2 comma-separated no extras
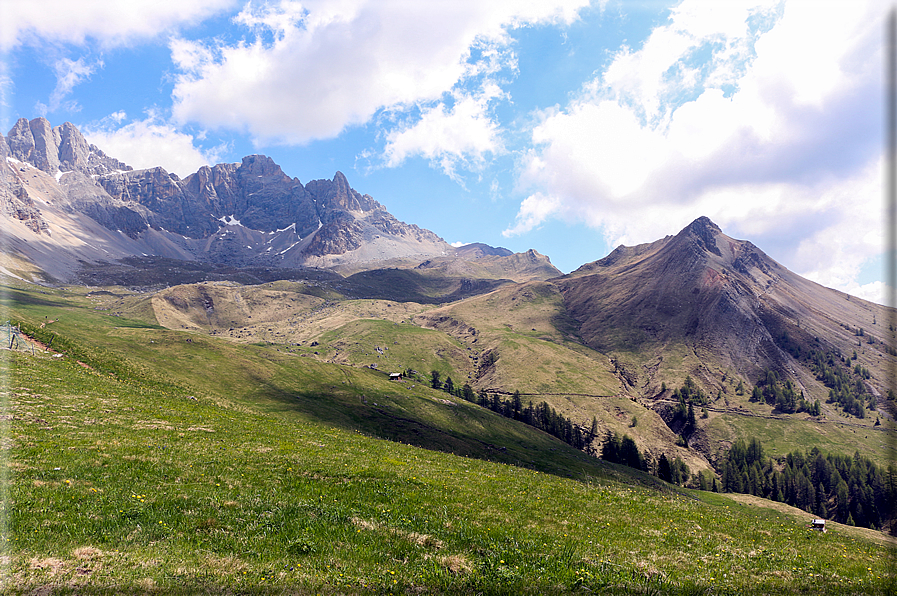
411,281,897,472
67,277,897,474
5,346,895,595
2,287,607,482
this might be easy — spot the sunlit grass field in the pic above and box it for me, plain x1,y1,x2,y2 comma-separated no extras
1,279,895,594
2,349,895,594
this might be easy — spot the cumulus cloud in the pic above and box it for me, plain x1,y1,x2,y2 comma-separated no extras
82,113,228,177
383,85,504,182
506,0,886,296
0,0,237,49
170,0,589,145
848,281,895,308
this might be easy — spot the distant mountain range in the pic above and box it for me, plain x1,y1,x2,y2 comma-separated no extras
0,117,557,282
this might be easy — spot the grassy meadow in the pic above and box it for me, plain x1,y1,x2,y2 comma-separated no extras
1,279,895,594
4,351,896,595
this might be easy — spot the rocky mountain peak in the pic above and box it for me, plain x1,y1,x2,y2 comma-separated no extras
306,171,378,213
240,154,287,179
677,215,723,258
685,215,721,236
7,117,57,173
57,121,91,171
6,118,34,160
1,117,550,280
452,243,514,258
5,117,131,176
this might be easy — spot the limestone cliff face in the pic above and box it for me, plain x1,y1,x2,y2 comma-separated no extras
6,117,130,176
1,118,551,281
1,118,453,272
0,130,49,234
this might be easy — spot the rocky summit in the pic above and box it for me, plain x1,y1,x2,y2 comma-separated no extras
1,118,556,282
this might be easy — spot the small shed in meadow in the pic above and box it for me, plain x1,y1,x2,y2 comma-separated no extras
389,372,403,381
810,519,826,532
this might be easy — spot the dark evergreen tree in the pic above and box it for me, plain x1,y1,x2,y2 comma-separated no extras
686,402,696,433
477,389,489,408
772,472,784,502
601,431,621,464
817,482,828,517
620,435,643,471
523,402,535,426
658,454,673,483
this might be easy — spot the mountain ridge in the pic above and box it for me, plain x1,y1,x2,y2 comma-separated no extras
1,117,558,283
557,215,892,405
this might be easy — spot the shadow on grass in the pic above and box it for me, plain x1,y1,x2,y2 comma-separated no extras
1,287,70,309
242,368,663,489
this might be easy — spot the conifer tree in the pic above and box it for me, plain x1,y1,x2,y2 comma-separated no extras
658,454,673,483
477,389,489,407
512,390,522,420
817,483,828,517
686,402,696,433
620,435,642,470
601,431,620,464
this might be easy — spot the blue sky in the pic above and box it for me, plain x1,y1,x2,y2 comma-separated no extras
0,0,891,304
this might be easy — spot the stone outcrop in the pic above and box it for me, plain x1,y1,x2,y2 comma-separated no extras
0,129,50,234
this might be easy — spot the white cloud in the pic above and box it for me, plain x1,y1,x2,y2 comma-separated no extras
383,86,504,182
82,114,228,177
35,57,102,115
507,0,886,294
0,0,237,49
782,171,881,278
502,192,561,237
234,0,309,39
0,60,11,109
170,0,589,145
847,281,895,307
